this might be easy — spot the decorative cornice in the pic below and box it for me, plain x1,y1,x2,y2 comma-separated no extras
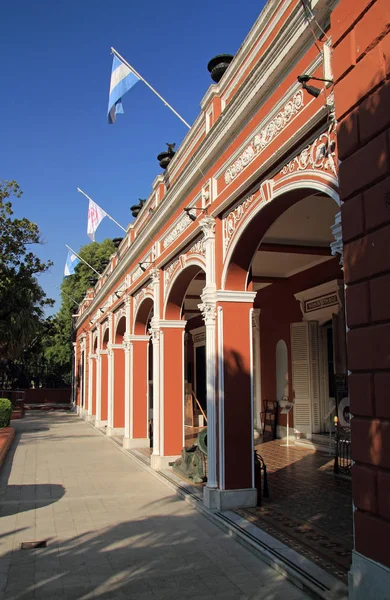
330,212,343,265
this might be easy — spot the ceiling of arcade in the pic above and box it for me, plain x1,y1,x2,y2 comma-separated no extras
250,194,338,292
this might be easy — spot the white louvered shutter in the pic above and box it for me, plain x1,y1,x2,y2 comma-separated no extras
309,321,321,433
291,322,312,434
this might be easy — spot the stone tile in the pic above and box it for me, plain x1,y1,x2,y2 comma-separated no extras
0,414,314,600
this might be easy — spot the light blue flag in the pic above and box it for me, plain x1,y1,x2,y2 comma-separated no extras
108,55,140,124
64,251,80,277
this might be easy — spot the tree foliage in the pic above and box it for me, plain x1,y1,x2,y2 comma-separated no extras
45,239,116,384
0,181,53,361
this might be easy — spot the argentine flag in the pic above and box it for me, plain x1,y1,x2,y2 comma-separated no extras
108,55,140,124
64,251,80,277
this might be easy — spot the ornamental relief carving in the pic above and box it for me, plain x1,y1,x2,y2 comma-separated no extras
280,125,337,177
162,213,193,250
133,284,154,317
164,257,182,295
224,90,304,185
187,238,206,259
114,306,126,328
223,192,256,256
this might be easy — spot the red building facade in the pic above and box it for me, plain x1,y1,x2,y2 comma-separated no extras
74,0,390,597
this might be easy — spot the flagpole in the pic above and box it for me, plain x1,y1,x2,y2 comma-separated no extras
77,188,127,234
65,245,101,277
111,47,191,130
58,288,79,306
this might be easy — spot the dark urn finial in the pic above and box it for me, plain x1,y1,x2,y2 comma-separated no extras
112,237,123,248
130,198,146,218
157,143,176,169
88,276,98,286
207,54,234,83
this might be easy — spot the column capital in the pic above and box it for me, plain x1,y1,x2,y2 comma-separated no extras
199,215,216,239
150,267,160,285
198,301,216,325
124,295,131,308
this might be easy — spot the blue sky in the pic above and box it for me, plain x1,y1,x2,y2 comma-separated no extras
2,0,263,314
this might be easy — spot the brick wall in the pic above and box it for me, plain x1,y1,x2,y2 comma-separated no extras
332,0,390,571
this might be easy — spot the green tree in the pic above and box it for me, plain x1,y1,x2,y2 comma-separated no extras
0,180,53,361
45,238,116,383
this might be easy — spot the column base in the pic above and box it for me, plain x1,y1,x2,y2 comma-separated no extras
349,551,390,600
203,487,257,511
87,414,95,423
106,427,125,437
94,420,108,429
151,454,180,471
122,437,149,449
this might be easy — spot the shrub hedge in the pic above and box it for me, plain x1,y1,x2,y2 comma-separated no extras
0,398,12,427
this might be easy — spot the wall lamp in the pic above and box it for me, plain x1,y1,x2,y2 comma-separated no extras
297,74,333,98
114,290,121,298
139,261,154,272
99,308,105,314
183,207,207,222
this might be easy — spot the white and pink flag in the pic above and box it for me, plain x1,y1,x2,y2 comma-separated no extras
87,199,106,241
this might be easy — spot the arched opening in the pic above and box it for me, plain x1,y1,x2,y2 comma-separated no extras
91,335,98,417
223,186,351,565
133,297,154,447
100,326,110,423
165,264,207,451
112,316,126,431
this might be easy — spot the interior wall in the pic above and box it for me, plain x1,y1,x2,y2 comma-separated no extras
257,257,342,431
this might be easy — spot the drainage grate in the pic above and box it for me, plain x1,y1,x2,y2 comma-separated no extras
21,540,47,550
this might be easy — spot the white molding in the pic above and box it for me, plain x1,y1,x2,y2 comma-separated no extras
221,177,340,290
128,335,150,342
294,279,343,326
217,291,257,303
158,320,187,329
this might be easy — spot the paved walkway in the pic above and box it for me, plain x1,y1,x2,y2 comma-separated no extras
0,413,311,600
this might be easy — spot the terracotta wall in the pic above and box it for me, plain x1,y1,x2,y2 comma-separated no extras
332,0,390,569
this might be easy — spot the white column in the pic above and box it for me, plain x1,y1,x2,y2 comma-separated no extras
122,296,132,443
106,313,114,432
106,343,114,435
150,268,161,457
252,309,261,431
95,350,102,426
198,215,218,489
150,324,160,456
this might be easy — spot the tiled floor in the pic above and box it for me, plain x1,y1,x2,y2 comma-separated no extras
0,413,312,600
238,440,353,583
132,430,353,583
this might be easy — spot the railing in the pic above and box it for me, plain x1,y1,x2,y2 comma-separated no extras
334,422,351,475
